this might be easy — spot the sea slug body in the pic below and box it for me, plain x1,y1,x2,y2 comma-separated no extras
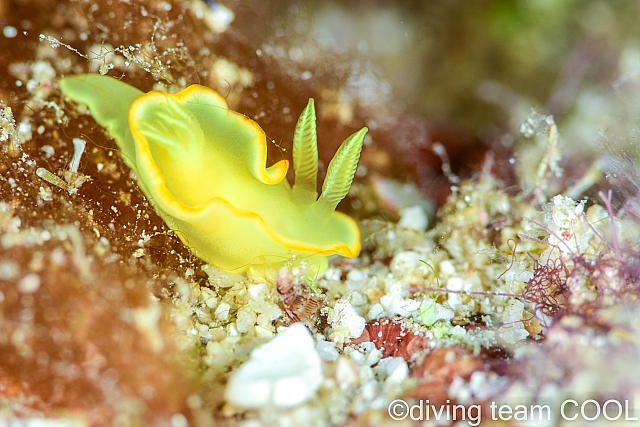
59,74,367,272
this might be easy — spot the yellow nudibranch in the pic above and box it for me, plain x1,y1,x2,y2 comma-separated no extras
59,74,367,272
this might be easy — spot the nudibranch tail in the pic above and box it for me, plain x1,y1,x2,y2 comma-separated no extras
60,74,367,273
317,127,368,216
292,98,319,204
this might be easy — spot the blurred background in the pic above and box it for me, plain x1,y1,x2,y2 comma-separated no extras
217,0,640,211
226,0,640,134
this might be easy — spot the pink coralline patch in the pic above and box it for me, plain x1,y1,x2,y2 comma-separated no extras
406,345,484,405
406,344,511,413
350,318,428,360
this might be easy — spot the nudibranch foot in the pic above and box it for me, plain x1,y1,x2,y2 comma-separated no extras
60,74,367,273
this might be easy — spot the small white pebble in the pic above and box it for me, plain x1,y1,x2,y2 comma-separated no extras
225,324,323,408
215,302,231,321
0,261,19,280
316,340,339,362
390,250,424,275
40,144,54,157
349,349,366,365
170,413,188,427
3,26,17,38
380,291,420,317
322,267,342,281
18,273,41,294
235,309,257,333
327,300,366,344
377,357,409,385
367,303,385,320
346,269,365,283
397,205,428,232
439,259,456,275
